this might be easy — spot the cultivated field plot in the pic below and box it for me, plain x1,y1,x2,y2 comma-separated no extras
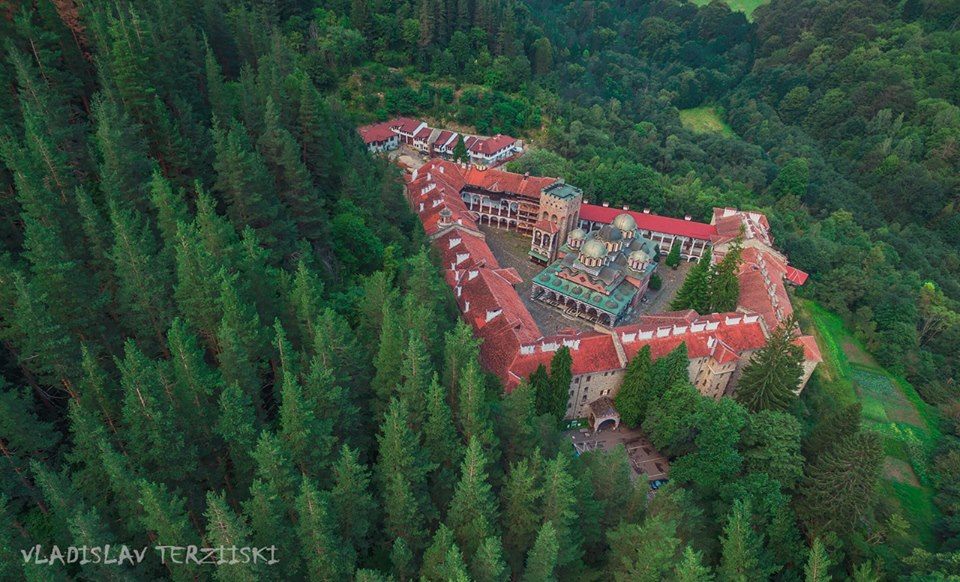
802,301,942,548
678,106,736,137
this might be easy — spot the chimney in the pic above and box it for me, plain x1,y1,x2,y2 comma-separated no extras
524,172,530,178
643,208,650,214
602,202,609,207
684,215,692,221
464,301,470,313
485,308,502,323
622,205,629,210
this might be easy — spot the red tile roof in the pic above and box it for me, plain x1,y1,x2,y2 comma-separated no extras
617,312,768,363
468,134,518,155
796,335,822,362
462,166,556,199
785,266,809,285
711,207,773,246
534,220,559,234
509,332,623,380
357,120,397,144
579,204,717,240
392,117,424,134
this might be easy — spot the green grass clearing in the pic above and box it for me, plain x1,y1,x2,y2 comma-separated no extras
678,106,736,137
799,300,941,548
690,0,768,20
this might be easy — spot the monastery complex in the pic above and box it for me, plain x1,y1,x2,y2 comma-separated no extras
405,158,822,421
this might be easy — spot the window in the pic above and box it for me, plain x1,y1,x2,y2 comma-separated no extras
587,375,592,381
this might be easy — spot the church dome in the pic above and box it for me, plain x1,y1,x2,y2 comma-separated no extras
629,249,651,263
580,239,608,259
568,228,586,241
596,224,622,243
612,213,637,232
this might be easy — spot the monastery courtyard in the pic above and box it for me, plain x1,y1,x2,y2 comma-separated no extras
479,224,693,334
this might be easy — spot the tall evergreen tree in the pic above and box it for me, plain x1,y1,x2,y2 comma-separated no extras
138,479,200,582
457,361,498,461
501,459,541,576
330,445,376,556
108,201,173,353
295,477,352,580
216,271,267,413
797,431,883,535
708,238,743,313
204,490,260,582
673,546,714,582
804,538,831,582
546,347,572,425
671,246,712,313
497,381,538,465
424,374,463,509
447,437,500,560
471,536,508,582
523,521,559,582
735,318,805,412
803,402,862,458
91,94,152,210
614,345,653,427
540,452,581,573
605,515,680,581
399,331,433,427
718,499,765,582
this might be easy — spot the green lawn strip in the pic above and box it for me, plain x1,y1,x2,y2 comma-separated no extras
678,106,736,137
885,480,938,549
690,0,769,20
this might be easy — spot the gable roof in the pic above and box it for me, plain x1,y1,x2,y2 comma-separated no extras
579,204,717,240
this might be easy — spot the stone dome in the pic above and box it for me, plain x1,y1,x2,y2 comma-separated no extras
568,228,587,241
580,239,608,259
628,249,651,264
596,224,623,242
612,213,637,232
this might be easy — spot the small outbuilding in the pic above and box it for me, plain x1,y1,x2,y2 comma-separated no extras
588,396,620,431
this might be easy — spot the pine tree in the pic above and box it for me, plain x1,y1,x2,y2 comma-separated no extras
741,410,804,490
74,186,115,290
673,546,714,582
458,361,499,461
399,331,433,426
708,237,743,313
6,272,81,390
541,452,581,573
497,381,538,465
523,521,559,582
296,74,343,194
165,318,221,428
371,298,404,412
547,347,572,425
108,200,173,353
614,345,653,427
330,445,376,555
391,537,415,581
718,499,765,582
447,437,500,560
243,477,302,580
651,342,690,391
138,479,200,582
211,117,291,253
173,221,223,344
216,271,267,413
258,96,325,239
453,136,468,162
278,368,335,479
735,318,805,412
804,538,831,582
421,524,458,581
501,459,541,576
216,381,259,493
204,491,260,582
605,515,680,581
296,477,352,580
798,431,883,535
303,337,360,448
424,374,463,509
0,382,58,512
118,340,198,482
376,398,433,551
643,381,701,455
69,506,135,580
803,402,862,458
671,246,712,313
471,536,508,582
530,364,551,416
665,241,682,268
288,259,325,345
77,345,120,430
91,94,152,210
443,320,481,402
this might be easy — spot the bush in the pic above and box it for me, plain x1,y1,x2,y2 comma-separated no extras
649,273,663,291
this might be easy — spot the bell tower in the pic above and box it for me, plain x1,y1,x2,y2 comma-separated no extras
529,180,583,263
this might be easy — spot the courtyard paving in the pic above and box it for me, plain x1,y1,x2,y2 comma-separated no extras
479,225,693,335
565,425,670,481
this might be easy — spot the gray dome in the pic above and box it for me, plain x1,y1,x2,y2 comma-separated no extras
596,224,622,242
580,239,608,259
612,213,637,232
629,249,650,263
568,228,587,241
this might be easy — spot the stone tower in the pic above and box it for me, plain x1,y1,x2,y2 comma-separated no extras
529,180,583,263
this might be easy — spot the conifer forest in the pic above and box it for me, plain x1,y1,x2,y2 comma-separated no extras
0,0,959,580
